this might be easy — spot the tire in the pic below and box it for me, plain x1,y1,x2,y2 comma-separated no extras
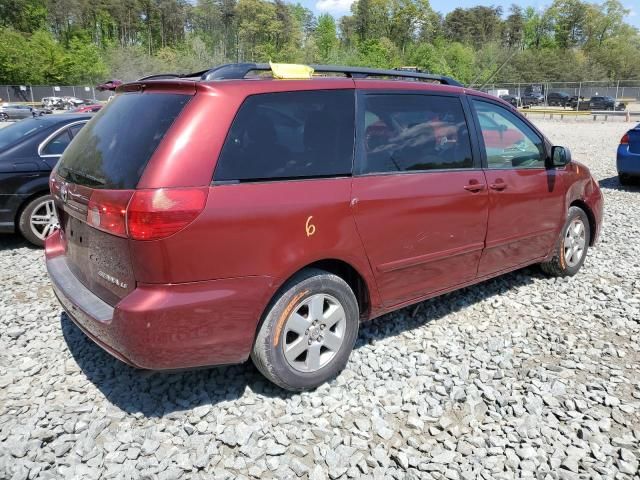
540,206,591,277
619,174,630,186
0,113,8,121
18,194,59,247
251,268,359,391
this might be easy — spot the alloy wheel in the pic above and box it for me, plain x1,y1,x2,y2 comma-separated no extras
563,218,586,268
282,293,347,373
29,198,59,241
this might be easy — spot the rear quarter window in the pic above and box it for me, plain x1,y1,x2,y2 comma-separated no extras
57,93,190,189
214,90,355,182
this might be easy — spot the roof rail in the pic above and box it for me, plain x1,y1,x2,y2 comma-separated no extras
199,63,463,86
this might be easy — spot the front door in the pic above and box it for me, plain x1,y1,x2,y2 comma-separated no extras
351,92,488,307
470,98,567,277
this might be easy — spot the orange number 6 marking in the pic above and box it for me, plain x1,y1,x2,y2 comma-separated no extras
305,216,316,237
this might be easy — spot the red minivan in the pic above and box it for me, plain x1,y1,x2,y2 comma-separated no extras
45,64,603,391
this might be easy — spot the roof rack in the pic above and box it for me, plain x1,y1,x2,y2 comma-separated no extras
137,63,463,87
199,63,463,86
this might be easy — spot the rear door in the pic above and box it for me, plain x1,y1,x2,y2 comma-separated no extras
469,97,567,276
351,91,488,307
52,91,193,306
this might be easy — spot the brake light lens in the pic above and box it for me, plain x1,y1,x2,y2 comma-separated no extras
620,133,629,145
87,190,133,237
49,175,59,197
127,188,208,241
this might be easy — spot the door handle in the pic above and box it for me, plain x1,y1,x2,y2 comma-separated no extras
463,183,486,192
489,181,507,191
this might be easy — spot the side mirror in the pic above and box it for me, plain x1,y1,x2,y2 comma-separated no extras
551,146,572,167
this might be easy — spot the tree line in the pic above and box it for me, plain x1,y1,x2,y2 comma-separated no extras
0,0,638,86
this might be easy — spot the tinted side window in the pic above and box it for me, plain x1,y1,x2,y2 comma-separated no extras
472,100,545,169
358,94,473,174
42,129,72,155
68,123,85,137
215,90,355,182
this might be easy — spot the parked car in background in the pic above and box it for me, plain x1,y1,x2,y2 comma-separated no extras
547,92,572,107
499,94,519,108
41,96,89,111
617,124,640,185
521,92,544,107
0,114,91,246
569,96,586,110
96,79,123,91
71,104,102,113
45,63,603,391
42,97,63,109
589,96,625,111
0,104,41,121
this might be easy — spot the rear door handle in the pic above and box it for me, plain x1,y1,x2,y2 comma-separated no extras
463,183,486,192
489,182,507,191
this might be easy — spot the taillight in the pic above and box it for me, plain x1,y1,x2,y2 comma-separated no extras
620,133,629,145
49,175,59,197
87,190,133,237
127,188,208,241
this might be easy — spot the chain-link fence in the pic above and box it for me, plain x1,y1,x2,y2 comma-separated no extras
3,80,640,106
0,85,113,104
478,80,640,103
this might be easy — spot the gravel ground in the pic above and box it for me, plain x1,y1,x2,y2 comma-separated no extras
1,119,639,480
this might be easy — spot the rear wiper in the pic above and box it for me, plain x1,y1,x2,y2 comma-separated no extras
60,167,106,186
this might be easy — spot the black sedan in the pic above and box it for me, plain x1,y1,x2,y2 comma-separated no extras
499,94,519,107
589,96,626,111
547,92,572,107
521,92,544,107
0,114,91,246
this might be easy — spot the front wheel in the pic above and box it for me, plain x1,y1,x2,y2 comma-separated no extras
0,113,8,121
18,194,59,247
540,206,590,277
252,268,359,391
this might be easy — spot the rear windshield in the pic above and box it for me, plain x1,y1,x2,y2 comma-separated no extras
0,118,52,150
57,92,190,189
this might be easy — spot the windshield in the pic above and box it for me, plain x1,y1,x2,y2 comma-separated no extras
0,118,51,150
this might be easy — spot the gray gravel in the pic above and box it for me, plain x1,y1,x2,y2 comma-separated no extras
1,119,639,479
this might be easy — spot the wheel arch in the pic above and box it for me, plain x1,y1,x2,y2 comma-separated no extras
570,199,596,246
253,258,374,347
303,259,371,320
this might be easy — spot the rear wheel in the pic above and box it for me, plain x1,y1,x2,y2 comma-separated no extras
252,268,359,391
18,194,59,247
541,206,590,277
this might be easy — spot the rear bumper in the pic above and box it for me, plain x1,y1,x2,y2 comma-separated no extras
617,145,640,175
46,231,274,370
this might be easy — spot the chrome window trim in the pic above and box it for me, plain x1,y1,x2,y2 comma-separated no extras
38,120,88,158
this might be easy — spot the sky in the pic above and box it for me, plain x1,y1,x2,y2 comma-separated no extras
304,0,640,28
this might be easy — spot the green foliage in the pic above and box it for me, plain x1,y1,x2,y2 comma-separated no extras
27,30,68,84
0,0,47,33
315,14,338,62
0,28,32,84
406,40,475,84
0,0,638,86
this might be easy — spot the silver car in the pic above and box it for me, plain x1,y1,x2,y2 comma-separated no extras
0,104,39,121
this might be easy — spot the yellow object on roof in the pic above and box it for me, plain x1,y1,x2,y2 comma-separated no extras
269,62,314,79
